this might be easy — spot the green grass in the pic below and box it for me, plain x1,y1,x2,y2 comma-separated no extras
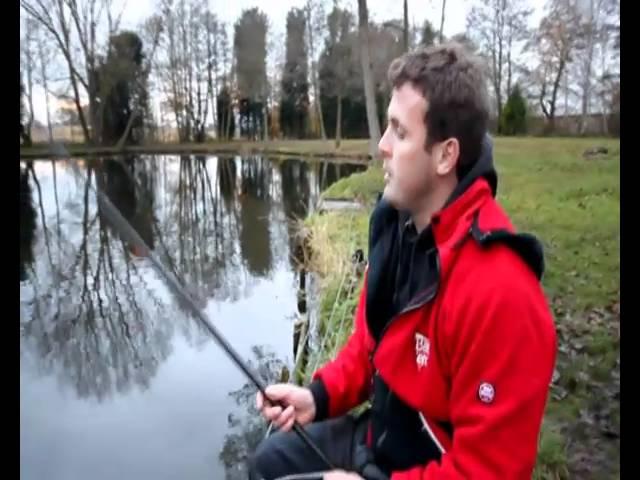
321,165,385,203
534,424,570,480
495,137,619,311
301,136,620,479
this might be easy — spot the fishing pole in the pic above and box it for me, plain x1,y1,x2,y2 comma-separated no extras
50,144,335,471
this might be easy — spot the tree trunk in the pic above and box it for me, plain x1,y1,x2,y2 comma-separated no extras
439,0,446,43
564,72,569,115
38,40,54,143
195,68,203,142
69,66,92,143
25,22,35,144
115,109,139,150
539,74,550,122
88,69,101,144
305,3,327,140
403,0,409,51
490,8,499,131
579,0,596,136
44,91,53,144
551,62,566,120
58,3,92,144
601,108,608,136
546,58,567,134
263,97,269,141
599,17,609,136
185,27,194,142
335,93,342,149
206,15,217,139
357,0,381,160
506,21,513,98
313,61,327,140
225,96,233,140
496,5,504,133
167,12,184,142
506,50,512,98
26,79,34,142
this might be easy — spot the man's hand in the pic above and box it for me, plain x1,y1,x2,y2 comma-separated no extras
323,470,364,480
256,383,316,431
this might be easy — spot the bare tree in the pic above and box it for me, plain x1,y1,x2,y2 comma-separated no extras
179,0,194,141
439,0,446,43
573,0,618,134
35,26,55,143
21,17,36,145
404,0,409,51
136,14,164,141
467,0,531,132
563,71,570,115
573,0,597,134
357,0,381,159
21,0,127,144
304,0,328,140
505,1,531,98
217,23,235,140
595,0,619,135
528,0,580,133
157,0,186,140
204,9,219,137
468,1,505,127
21,0,88,142
189,0,212,142
153,0,211,142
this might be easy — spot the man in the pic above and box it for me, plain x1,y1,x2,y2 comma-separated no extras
252,42,557,480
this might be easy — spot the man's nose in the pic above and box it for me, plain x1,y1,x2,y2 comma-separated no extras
378,128,391,158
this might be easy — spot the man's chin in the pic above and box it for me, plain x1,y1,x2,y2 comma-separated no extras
384,187,415,211
382,187,401,209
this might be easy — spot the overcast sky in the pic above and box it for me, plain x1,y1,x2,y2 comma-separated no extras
25,0,548,124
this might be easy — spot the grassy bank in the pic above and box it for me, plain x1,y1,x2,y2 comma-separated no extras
302,136,620,479
19,139,371,162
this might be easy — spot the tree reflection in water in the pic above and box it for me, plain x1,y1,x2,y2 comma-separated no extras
21,157,174,401
20,164,37,282
19,154,366,475
239,156,273,277
19,154,311,401
219,346,288,480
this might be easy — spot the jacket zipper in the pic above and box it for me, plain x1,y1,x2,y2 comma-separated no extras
367,251,449,457
419,412,446,454
369,251,441,361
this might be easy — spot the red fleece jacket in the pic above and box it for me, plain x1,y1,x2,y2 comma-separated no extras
312,178,557,479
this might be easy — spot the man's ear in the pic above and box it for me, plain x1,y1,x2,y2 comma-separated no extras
435,138,459,176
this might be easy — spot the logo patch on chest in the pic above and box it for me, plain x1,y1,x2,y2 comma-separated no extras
415,333,430,370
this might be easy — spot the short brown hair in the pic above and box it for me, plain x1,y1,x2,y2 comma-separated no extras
387,42,489,179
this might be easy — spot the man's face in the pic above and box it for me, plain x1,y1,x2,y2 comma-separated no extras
378,83,442,212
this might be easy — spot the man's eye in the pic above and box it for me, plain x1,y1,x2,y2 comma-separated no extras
396,128,405,139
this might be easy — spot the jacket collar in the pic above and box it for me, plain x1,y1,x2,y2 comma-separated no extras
431,177,494,250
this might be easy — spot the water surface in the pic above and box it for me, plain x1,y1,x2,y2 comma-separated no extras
19,154,365,480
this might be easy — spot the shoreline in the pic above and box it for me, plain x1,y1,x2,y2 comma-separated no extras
19,140,373,163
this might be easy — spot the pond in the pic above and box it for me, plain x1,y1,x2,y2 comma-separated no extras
19,154,366,480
